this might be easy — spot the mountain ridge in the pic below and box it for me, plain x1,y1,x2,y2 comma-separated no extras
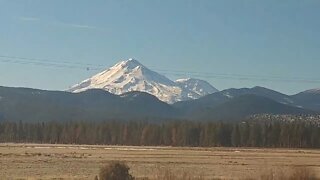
174,86,320,115
186,94,315,121
1,85,319,123
0,86,178,122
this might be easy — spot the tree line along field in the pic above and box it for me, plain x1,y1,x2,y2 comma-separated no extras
0,120,319,148
1,120,320,179
0,143,320,179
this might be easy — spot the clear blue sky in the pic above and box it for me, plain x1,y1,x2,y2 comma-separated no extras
0,0,319,95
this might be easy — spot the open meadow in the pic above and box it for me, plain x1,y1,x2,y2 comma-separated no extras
0,144,320,179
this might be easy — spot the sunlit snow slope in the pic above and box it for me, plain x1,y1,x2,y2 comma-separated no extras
69,59,218,103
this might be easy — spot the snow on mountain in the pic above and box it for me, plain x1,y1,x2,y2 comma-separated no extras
175,78,218,98
69,58,218,103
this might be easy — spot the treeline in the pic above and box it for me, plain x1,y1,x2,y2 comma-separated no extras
0,120,319,148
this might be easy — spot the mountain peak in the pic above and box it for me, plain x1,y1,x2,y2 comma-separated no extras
114,58,144,70
175,78,218,96
252,86,267,90
125,58,141,65
69,59,218,103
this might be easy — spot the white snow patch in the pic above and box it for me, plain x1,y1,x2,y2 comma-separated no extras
31,91,41,95
79,147,90,150
104,147,156,151
175,78,218,98
56,146,67,149
223,92,233,98
283,97,294,104
34,146,51,149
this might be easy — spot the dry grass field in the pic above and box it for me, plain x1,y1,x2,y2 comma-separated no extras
0,143,320,179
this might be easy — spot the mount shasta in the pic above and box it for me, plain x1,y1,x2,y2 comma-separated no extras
0,59,319,123
69,59,218,103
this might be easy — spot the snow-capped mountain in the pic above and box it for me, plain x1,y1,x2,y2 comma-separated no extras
69,58,218,103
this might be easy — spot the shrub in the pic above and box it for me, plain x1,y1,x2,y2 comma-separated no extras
98,161,134,180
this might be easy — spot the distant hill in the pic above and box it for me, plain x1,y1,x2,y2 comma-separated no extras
174,86,320,114
291,89,320,111
0,86,177,122
0,86,317,122
187,95,314,121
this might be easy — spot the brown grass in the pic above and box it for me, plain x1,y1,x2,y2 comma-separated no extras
153,167,206,180
119,163,318,180
245,166,318,180
290,167,318,180
1,144,320,179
